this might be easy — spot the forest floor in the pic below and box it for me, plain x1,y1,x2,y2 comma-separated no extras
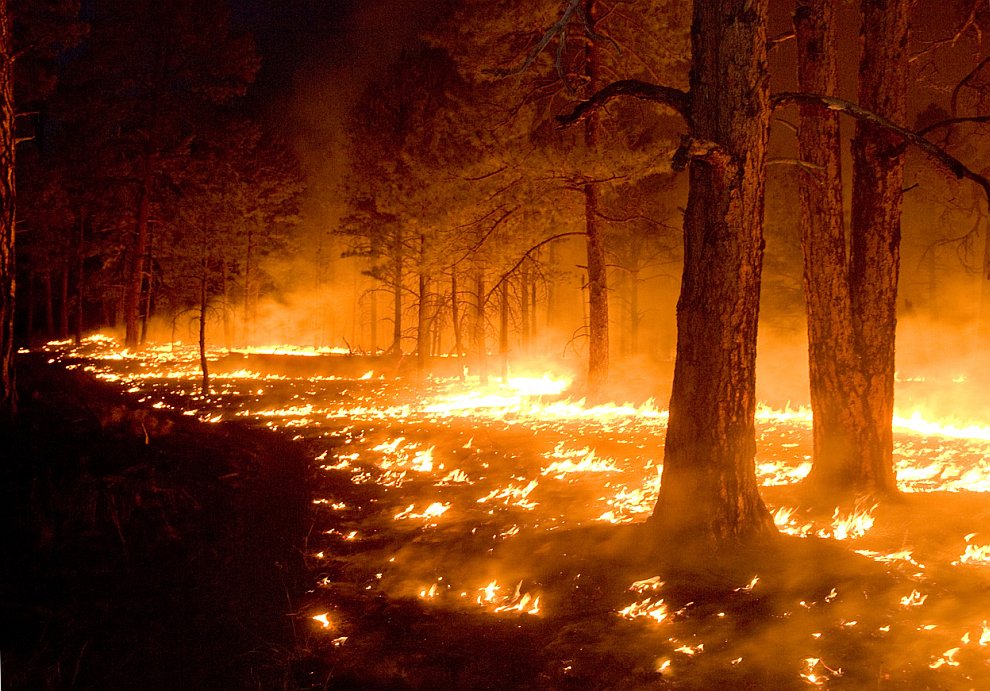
4,343,990,690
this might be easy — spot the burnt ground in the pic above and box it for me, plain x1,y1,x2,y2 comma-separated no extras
4,349,990,690
0,354,312,690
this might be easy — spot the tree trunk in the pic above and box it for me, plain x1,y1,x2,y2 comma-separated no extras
369,287,379,352
584,0,609,396
124,149,155,348
199,241,210,396
416,276,429,378
795,0,872,497
43,270,54,338
519,266,530,355
75,212,85,345
801,0,907,497
649,0,777,549
630,268,641,354
243,223,254,343
59,260,69,339
843,0,908,497
474,268,488,384
0,0,15,421
499,279,509,381
451,270,463,356
390,229,403,354
139,223,153,345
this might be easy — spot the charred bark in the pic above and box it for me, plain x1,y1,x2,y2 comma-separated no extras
649,0,777,549
0,0,14,421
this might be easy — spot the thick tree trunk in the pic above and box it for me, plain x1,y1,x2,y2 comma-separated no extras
0,0,15,421
584,0,609,396
124,149,155,348
842,0,908,497
795,0,871,496
649,0,777,549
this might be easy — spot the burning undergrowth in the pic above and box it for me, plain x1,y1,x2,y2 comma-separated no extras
28,335,990,688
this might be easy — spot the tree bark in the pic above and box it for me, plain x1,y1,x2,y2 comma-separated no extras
474,268,488,384
584,0,609,397
794,0,872,497
199,240,210,396
800,0,907,497
59,260,69,339
843,0,908,496
451,270,463,355
124,149,155,348
649,0,777,549
0,0,15,421
390,229,403,354
499,279,509,381
75,211,85,345
416,234,430,379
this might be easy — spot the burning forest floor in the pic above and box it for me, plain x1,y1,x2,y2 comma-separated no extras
5,336,990,689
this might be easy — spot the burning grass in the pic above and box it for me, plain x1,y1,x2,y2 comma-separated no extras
28,335,990,688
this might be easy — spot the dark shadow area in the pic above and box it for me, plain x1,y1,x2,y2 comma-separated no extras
0,353,312,690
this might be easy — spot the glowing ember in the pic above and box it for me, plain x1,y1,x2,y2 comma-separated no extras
312,612,333,629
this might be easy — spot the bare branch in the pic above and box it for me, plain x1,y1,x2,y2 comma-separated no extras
556,79,691,126
951,55,990,115
773,92,990,207
486,232,586,301
488,0,584,78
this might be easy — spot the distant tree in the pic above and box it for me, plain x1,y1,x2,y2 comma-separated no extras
0,0,14,421
430,0,689,395
66,0,259,348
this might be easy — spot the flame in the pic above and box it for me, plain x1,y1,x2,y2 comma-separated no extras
899,590,928,607
476,580,541,615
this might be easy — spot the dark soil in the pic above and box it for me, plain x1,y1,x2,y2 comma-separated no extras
0,353,312,690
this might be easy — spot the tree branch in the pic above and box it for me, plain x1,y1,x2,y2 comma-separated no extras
556,79,691,127
773,92,990,206
486,232,585,301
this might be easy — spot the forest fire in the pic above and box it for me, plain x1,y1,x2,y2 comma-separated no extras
31,335,990,688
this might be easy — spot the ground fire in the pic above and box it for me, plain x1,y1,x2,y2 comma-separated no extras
20,334,990,688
